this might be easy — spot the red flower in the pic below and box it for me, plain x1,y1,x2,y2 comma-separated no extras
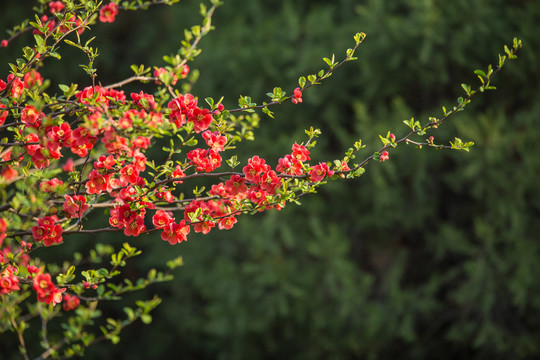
202,130,227,151
218,216,237,230
187,148,222,172
168,93,197,113
75,86,108,106
32,15,56,36
21,105,42,126
153,210,174,229
117,204,137,225
99,2,119,23
85,169,112,194
379,151,389,162
1,166,17,180
131,91,157,110
33,273,65,305
292,143,310,161
0,265,20,295
119,164,140,185
171,165,186,184
62,294,80,311
243,155,269,183
247,186,269,206
49,122,72,142
63,194,89,218
9,76,24,98
224,174,248,196
39,178,63,193
260,170,281,194
189,108,213,133
23,70,43,88
309,162,334,182
336,160,351,178
0,104,8,126
31,217,63,246
27,265,42,275
193,220,215,234
71,126,97,157
109,208,122,228
156,189,175,203
132,136,150,149
168,93,198,128
48,1,65,13
94,155,116,170
123,215,146,237
291,87,303,104
161,221,190,245
180,64,190,78
154,67,178,86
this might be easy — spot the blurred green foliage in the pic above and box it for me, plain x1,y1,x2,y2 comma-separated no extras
2,0,540,359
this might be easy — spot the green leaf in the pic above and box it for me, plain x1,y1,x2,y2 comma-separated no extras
474,69,486,77
323,57,332,66
59,84,70,93
141,314,152,324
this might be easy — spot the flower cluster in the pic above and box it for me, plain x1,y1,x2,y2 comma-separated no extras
32,272,65,306
31,217,63,246
0,265,20,295
63,194,89,218
152,210,190,245
167,94,214,132
291,87,303,104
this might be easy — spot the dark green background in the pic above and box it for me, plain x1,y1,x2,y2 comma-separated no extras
1,0,540,359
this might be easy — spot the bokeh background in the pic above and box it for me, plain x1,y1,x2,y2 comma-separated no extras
1,0,540,359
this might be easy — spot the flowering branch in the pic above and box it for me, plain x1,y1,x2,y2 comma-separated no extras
0,0,522,358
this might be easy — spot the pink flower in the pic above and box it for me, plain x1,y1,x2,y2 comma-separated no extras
379,151,389,162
